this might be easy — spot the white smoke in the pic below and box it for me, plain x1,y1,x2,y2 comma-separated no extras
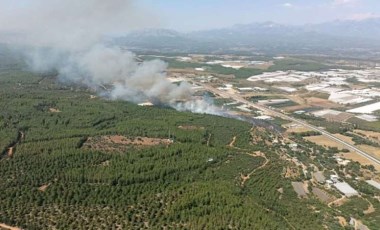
0,0,154,50
0,0,221,114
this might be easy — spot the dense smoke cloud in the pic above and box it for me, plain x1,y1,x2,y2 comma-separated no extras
0,0,153,49
0,0,220,113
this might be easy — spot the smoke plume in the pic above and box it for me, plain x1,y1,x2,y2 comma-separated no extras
0,0,220,113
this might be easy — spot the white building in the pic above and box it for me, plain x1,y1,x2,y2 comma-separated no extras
334,182,359,197
347,101,380,114
356,114,378,122
366,180,380,190
330,175,339,183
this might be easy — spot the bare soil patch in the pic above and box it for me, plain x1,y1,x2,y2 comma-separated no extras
7,147,14,157
284,123,313,133
363,200,375,215
312,187,335,203
0,223,21,230
282,105,310,112
284,167,300,179
83,135,172,153
38,184,50,192
357,145,380,159
229,136,236,147
336,216,347,227
178,125,205,131
291,182,309,198
329,196,347,207
340,152,380,171
287,95,307,105
252,62,273,70
333,134,355,145
354,129,380,142
304,135,347,150
304,134,355,149
306,97,342,109
49,108,61,113
323,113,354,122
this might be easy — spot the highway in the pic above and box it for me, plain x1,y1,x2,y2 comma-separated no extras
198,82,380,167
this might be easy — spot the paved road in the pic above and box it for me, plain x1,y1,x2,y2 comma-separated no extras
198,83,380,167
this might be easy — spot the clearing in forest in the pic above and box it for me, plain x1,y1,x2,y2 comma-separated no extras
291,182,309,198
178,125,205,130
83,135,172,153
336,216,347,227
49,108,61,113
38,184,50,192
7,147,14,157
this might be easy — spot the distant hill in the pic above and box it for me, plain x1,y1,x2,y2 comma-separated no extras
115,19,380,57
310,18,380,40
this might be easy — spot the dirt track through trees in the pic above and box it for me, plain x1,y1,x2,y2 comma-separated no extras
229,136,236,147
240,152,269,187
206,133,212,147
225,133,270,187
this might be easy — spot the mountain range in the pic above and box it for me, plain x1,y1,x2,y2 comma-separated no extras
114,19,380,57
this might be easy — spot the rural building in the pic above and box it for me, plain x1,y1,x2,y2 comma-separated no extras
294,110,306,115
330,175,339,183
313,171,326,184
334,182,359,197
366,180,380,190
336,157,351,166
289,143,298,151
356,114,378,122
237,87,254,92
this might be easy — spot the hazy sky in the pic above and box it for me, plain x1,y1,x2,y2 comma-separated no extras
139,0,380,31
3,0,380,32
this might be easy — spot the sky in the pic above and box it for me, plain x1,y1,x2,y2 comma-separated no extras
139,0,380,31
2,0,380,32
